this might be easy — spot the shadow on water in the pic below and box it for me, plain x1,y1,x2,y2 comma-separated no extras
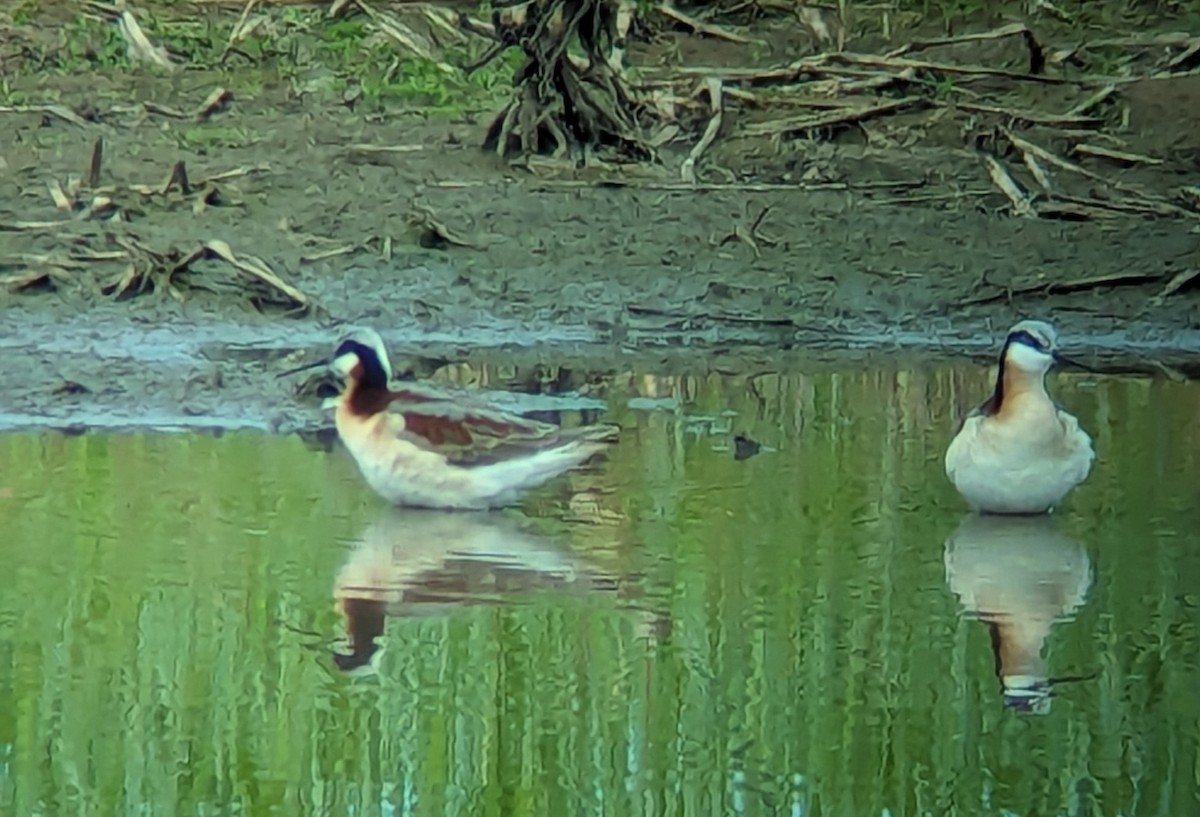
0,362,1196,816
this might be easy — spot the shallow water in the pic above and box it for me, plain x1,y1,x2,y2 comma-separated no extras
0,364,1197,817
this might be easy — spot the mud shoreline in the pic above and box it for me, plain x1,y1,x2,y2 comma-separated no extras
2,6,1198,434
2,299,1197,435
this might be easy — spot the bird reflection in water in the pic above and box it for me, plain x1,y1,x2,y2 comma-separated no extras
944,513,1096,714
332,508,658,672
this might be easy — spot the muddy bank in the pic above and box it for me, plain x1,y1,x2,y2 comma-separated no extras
2,301,1198,435
3,3,1200,433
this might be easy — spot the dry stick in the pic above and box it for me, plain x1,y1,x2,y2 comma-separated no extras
943,100,1102,128
113,7,176,70
429,178,925,193
220,0,260,63
1086,32,1196,48
1071,143,1164,165
873,189,994,206
194,88,233,122
0,220,66,232
681,78,723,184
796,3,839,47
346,144,428,154
1049,193,1182,218
2,250,127,266
1164,39,1200,70
1068,85,1117,117
0,104,90,126
675,58,831,83
138,101,188,119
962,270,1166,306
982,155,1034,216
740,97,924,138
885,22,1037,59
1178,185,1200,208
1155,267,1200,300
203,240,310,308
354,0,453,72
656,3,753,44
1030,0,1074,23
609,0,635,74
1003,128,1195,216
1021,151,1054,193
47,180,73,211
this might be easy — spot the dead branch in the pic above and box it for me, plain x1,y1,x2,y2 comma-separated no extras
982,155,1035,217
655,3,753,44
963,269,1166,305
0,104,90,126
885,22,1045,76
680,78,723,183
740,97,925,138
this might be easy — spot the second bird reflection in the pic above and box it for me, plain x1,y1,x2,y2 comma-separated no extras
944,513,1095,715
332,508,652,672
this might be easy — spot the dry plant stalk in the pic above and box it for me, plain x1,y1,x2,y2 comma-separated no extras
681,78,723,184
983,155,1034,217
655,4,753,44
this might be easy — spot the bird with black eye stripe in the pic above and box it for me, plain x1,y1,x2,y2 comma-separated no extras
280,328,619,510
945,320,1096,515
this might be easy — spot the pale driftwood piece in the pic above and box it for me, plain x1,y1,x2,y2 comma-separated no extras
982,155,1035,217
1067,85,1117,117
726,69,916,107
1071,143,1164,166
115,7,176,70
194,88,233,122
0,104,90,126
1154,267,1199,299
681,78,724,184
220,0,260,62
1021,152,1054,193
1164,39,1200,71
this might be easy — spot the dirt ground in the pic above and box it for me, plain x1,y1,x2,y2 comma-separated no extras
1,4,1198,431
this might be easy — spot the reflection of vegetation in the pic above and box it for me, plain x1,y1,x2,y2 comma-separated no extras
0,368,1196,815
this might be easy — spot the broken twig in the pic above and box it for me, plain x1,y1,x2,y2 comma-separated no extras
681,78,723,183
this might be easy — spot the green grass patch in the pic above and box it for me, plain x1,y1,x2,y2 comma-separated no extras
5,4,522,115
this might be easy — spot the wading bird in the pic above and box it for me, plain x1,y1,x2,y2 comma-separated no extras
944,320,1095,515
280,328,618,510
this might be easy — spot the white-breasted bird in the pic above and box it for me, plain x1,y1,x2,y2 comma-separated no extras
945,320,1095,515
281,328,618,510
